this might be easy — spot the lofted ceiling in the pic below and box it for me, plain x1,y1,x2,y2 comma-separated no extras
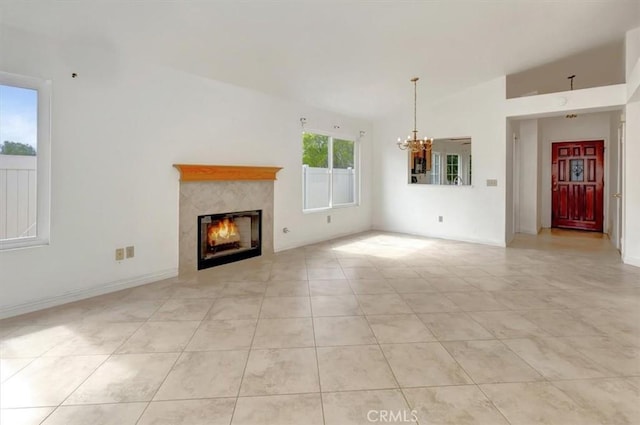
1,0,639,119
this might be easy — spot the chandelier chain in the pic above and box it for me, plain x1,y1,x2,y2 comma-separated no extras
414,78,418,135
396,76,433,171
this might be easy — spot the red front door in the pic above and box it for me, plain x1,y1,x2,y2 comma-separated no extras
551,141,604,232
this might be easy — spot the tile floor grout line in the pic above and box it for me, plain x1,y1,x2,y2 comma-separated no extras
308,276,327,425
0,356,37,383
48,351,120,415
17,377,636,410
493,338,547,382
130,367,178,423
1,232,639,423
353,291,418,422
46,301,165,413
132,299,203,424
474,381,517,425
108,319,164,356
227,290,266,425
438,338,515,425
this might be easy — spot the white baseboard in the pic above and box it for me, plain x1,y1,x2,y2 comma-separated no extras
622,255,640,268
372,225,506,248
274,226,372,253
0,268,178,320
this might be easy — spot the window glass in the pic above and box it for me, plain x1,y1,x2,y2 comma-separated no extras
332,139,355,205
302,133,329,168
446,154,460,185
0,84,38,241
430,152,441,184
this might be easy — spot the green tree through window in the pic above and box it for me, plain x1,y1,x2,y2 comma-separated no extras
333,139,354,169
302,133,329,167
1,141,36,156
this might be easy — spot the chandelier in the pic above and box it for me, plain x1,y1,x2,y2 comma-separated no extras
397,77,433,169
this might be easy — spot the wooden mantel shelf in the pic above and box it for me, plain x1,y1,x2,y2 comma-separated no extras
173,164,283,182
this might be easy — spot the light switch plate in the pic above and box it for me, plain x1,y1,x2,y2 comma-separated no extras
486,179,498,187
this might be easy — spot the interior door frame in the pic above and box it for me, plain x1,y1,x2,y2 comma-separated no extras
550,139,605,232
618,118,625,253
512,132,520,235
546,137,609,232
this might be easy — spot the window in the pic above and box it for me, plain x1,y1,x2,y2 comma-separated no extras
446,154,460,185
302,132,357,211
0,72,51,249
430,152,441,184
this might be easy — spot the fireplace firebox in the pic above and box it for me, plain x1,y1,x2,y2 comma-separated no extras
197,210,262,270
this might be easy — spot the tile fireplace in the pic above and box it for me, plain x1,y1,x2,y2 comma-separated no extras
174,164,282,273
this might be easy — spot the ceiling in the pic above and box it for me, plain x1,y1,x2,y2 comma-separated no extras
2,1,639,119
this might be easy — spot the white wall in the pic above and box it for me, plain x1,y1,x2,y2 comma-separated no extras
507,41,625,98
506,120,518,243
505,84,626,119
517,119,541,234
373,77,507,246
625,27,640,86
608,111,622,249
538,113,613,230
623,27,640,266
0,25,373,316
623,100,640,266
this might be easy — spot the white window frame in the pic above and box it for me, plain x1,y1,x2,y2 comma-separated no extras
430,152,442,184
446,153,460,185
0,71,51,250
302,130,359,212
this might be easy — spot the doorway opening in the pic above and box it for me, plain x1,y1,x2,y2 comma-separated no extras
551,140,604,231
509,110,623,250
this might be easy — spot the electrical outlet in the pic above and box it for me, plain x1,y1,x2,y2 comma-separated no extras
327,215,331,224
126,246,135,258
438,216,443,223
115,248,125,261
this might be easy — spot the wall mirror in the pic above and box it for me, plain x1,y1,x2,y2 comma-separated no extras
409,138,472,185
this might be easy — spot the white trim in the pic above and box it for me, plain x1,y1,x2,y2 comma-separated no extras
275,226,372,252
303,126,358,142
0,71,52,249
619,116,625,256
302,131,359,212
622,255,640,268
372,226,507,248
0,268,178,319
0,235,49,250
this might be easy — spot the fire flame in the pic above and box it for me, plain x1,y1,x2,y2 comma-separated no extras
207,218,239,246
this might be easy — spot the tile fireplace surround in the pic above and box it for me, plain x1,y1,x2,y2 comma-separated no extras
174,165,282,274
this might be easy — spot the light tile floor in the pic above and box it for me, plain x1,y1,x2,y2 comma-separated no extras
1,230,639,424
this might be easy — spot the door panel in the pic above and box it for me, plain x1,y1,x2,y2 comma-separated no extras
551,140,604,231
558,185,568,218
